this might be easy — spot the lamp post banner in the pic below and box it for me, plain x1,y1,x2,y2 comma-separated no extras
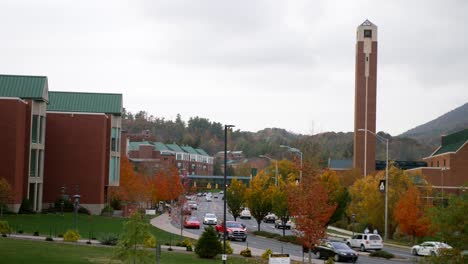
379,180,386,193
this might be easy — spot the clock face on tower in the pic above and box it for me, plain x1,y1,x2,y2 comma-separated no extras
364,29,372,38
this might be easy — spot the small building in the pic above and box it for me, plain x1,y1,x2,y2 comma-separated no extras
407,128,468,195
127,141,213,176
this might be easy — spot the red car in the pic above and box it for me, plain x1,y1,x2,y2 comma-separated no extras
184,216,201,229
215,221,247,241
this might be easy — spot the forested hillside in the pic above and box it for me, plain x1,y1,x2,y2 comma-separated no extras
400,102,468,147
122,109,433,164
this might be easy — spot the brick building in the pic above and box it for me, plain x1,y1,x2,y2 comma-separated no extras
127,141,213,176
0,74,48,212
0,74,122,214
407,129,468,195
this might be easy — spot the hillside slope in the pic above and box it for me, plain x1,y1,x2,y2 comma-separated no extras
399,102,468,147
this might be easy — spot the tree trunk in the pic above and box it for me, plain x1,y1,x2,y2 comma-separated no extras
308,249,312,264
257,220,261,232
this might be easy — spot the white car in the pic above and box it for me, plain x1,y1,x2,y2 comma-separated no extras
206,196,212,202
275,219,295,229
240,208,252,219
411,241,452,256
203,213,218,225
347,233,383,251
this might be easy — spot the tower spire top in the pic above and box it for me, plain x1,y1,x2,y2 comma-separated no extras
361,19,375,26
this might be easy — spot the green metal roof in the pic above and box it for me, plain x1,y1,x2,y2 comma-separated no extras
47,91,122,115
181,146,198,154
166,143,184,153
195,148,209,156
433,128,468,156
128,141,152,151
0,74,48,101
154,142,170,151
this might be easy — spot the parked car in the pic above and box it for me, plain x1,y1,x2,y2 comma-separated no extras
213,193,219,198
215,221,247,241
203,213,218,225
274,219,295,229
183,216,200,229
263,213,277,223
313,241,359,262
206,196,212,202
347,233,383,251
411,241,452,256
197,192,203,197
240,208,252,219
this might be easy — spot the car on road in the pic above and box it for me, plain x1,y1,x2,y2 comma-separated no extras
411,241,452,256
183,216,201,229
274,219,295,229
187,201,197,210
203,213,218,225
206,196,212,202
219,191,224,195
213,193,219,198
263,213,277,223
313,241,358,262
240,208,252,219
197,192,202,197
215,221,247,241
347,233,383,251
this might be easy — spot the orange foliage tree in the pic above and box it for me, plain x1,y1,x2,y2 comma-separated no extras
394,185,431,242
151,166,183,203
288,167,336,263
113,157,150,207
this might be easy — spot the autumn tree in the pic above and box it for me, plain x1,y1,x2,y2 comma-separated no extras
394,185,431,243
245,171,273,231
317,169,349,224
347,165,413,238
0,177,13,217
113,157,150,207
289,176,336,263
270,177,291,237
226,178,247,221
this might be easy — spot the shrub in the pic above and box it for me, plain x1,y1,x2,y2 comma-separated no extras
195,226,222,258
45,237,54,242
77,206,90,215
63,229,80,242
54,197,74,212
369,250,394,259
262,248,272,260
18,230,23,234
240,248,252,257
33,231,39,236
99,233,119,245
278,235,300,244
111,199,122,210
325,257,335,264
19,198,34,214
144,235,157,248
101,205,114,216
0,221,11,235
225,241,233,254
176,238,193,251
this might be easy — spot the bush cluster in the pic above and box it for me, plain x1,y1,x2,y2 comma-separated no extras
144,235,157,248
101,205,114,216
99,233,119,245
63,229,80,242
262,248,272,260
195,226,222,258
0,221,11,235
240,248,252,257
176,238,193,251
19,198,34,214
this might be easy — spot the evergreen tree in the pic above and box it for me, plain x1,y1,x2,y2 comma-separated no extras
195,226,222,258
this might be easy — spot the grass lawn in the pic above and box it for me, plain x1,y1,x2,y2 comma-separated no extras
1,213,184,244
0,237,267,264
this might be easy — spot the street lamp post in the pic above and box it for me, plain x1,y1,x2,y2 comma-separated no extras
351,213,356,237
259,155,278,186
279,145,302,182
441,167,447,204
358,129,389,241
223,124,235,264
73,194,81,230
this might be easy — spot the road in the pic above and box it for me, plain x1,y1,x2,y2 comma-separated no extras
172,193,421,263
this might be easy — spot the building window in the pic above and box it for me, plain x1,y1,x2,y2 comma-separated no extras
364,29,372,38
443,159,446,166
30,149,37,176
437,160,439,167
431,161,433,167
111,128,119,152
39,116,45,143
31,115,39,143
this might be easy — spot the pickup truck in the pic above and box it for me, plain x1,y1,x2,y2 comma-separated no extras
215,221,247,242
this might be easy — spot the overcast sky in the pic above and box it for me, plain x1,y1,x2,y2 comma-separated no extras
1,0,467,136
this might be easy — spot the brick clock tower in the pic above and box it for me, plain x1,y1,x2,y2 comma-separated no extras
354,20,378,176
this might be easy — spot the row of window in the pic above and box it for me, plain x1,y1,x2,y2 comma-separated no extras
31,115,45,144
430,159,447,168
111,127,121,152
29,149,43,177
109,156,120,184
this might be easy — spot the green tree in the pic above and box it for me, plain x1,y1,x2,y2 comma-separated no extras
317,169,349,224
270,177,290,236
429,190,468,250
246,172,273,231
0,177,13,217
114,212,153,264
195,226,222,258
226,178,247,221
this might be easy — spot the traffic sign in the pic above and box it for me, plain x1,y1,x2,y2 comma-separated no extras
379,180,386,193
